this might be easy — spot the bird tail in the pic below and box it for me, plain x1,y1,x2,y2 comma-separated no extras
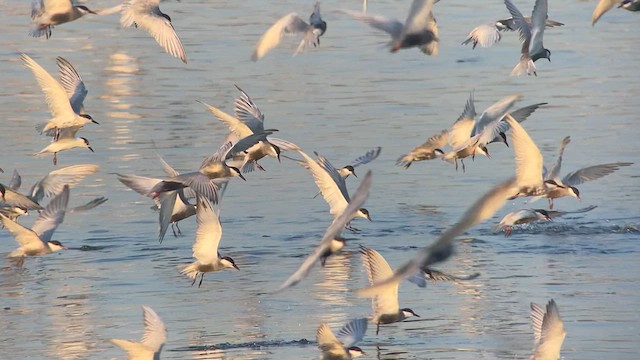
108,339,148,356
179,262,199,280
511,58,536,76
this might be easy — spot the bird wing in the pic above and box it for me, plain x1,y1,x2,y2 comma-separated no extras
154,152,179,178
8,169,21,191
462,23,502,48
592,0,618,25
349,147,382,168
267,137,301,152
121,0,187,63
545,136,571,181
234,85,266,133
169,172,219,205
505,114,544,190
338,9,404,39
140,305,167,353
158,190,177,243
528,0,548,55
251,13,309,61
31,185,69,243
297,150,349,217
472,94,522,136
360,246,400,317
192,194,223,264
448,92,476,148
504,0,531,50
273,171,372,293
68,197,108,214
336,318,368,347
29,164,100,203
561,162,633,186
402,0,436,36
197,100,254,138
545,205,597,219
56,57,87,114
0,213,45,249
531,300,565,357
2,187,42,210
358,177,518,296
21,53,76,120
508,102,547,125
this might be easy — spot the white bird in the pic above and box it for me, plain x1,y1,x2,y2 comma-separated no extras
540,162,633,208
496,205,597,236
21,54,98,139
336,147,382,179
297,150,371,228
504,114,547,199
273,171,372,293
34,128,94,165
340,0,438,55
148,139,259,203
317,318,368,360
529,299,566,360
29,0,97,38
252,2,327,61
462,17,563,49
179,194,239,287
358,176,518,296
592,0,640,25
504,0,551,76
0,186,70,259
396,129,448,168
360,246,419,335
198,85,283,172
120,0,187,63
109,305,167,360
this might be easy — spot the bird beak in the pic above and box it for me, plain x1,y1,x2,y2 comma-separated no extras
414,313,421,318
238,173,246,181
367,214,372,222
352,171,358,178
233,264,240,270
91,118,99,124
88,146,94,152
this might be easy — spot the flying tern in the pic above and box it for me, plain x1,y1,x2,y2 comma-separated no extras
252,2,327,61
504,0,552,76
179,194,239,287
497,205,597,236
317,318,368,359
109,305,167,360
29,0,97,38
360,246,420,335
120,0,187,63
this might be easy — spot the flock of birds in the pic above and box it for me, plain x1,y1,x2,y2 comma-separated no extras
0,0,636,359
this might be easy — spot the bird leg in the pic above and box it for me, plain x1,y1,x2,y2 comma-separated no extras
504,226,512,237
345,223,361,233
191,273,198,287
171,224,178,237
376,322,380,335
548,198,554,210
461,159,466,173
198,273,205,288
175,222,182,235
52,152,57,166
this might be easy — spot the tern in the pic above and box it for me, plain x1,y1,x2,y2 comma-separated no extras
497,205,597,236
120,0,187,63
29,0,97,38
592,0,640,25
529,299,566,360
317,318,368,360
0,186,70,259
396,129,448,168
358,177,518,296
340,0,438,55
179,194,239,287
22,54,98,140
504,0,551,76
34,128,94,165
273,171,372,293
198,85,284,172
297,150,371,229
462,17,563,49
109,305,166,360
360,246,419,335
0,183,43,211
252,2,327,61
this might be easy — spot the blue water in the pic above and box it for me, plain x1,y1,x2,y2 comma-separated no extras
0,0,639,359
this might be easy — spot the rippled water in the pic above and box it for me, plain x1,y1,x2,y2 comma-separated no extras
0,0,639,359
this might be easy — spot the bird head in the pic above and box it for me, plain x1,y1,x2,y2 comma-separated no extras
80,137,94,152
401,308,420,318
358,208,371,221
48,240,68,251
221,256,240,270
